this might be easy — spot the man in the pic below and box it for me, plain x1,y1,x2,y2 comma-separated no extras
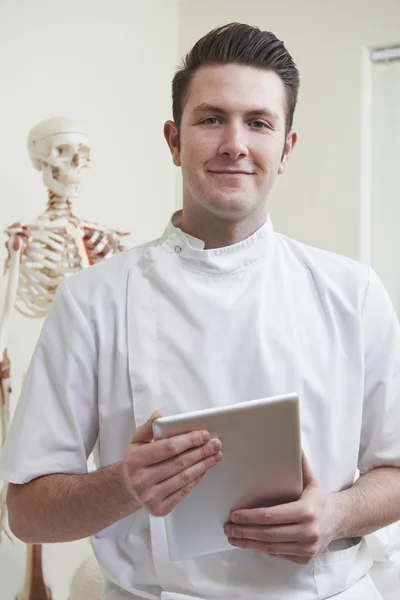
1,22,400,600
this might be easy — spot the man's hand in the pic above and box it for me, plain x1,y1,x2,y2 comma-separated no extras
224,452,337,564
123,411,223,517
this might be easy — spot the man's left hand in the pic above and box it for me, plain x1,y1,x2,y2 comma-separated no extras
224,452,338,564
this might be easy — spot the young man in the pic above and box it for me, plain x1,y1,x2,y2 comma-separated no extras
2,23,400,600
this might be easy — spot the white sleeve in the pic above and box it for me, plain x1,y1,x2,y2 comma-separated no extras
358,267,400,474
0,280,98,484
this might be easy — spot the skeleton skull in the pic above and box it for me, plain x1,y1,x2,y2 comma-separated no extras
27,117,91,198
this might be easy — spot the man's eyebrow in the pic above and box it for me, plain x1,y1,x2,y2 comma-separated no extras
191,103,280,122
246,108,280,122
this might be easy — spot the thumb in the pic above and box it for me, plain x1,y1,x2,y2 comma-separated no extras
302,450,319,489
131,411,163,444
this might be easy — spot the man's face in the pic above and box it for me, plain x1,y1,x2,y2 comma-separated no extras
165,64,297,221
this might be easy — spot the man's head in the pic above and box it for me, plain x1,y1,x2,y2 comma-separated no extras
164,23,300,231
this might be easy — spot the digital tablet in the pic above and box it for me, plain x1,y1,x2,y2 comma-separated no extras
152,393,303,561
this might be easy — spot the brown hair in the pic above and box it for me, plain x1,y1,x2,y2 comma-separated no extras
172,23,300,137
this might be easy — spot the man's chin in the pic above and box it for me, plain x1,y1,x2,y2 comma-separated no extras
203,195,258,220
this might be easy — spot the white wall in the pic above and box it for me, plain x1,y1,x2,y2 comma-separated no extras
371,61,400,315
178,0,400,260
0,0,178,598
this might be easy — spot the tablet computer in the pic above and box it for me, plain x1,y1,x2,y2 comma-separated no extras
152,393,302,561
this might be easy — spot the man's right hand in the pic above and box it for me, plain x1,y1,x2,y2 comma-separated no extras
122,411,223,517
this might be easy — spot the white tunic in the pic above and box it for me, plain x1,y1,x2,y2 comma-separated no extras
1,212,399,600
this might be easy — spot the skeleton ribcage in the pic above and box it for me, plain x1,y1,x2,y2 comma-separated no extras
15,227,85,318
12,222,127,318
82,221,127,264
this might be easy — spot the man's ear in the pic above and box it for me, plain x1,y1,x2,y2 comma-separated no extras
164,120,181,167
278,130,298,175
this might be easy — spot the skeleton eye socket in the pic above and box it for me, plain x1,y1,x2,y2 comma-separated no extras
55,144,74,157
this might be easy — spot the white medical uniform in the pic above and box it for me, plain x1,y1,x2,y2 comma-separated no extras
1,211,399,600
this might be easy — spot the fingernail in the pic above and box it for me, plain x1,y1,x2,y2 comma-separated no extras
212,439,221,451
229,538,237,546
231,513,239,523
214,452,223,463
201,432,210,443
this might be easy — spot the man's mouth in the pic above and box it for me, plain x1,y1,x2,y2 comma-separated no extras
208,170,254,175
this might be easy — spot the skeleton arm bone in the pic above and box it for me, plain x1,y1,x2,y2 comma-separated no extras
0,234,23,541
0,235,23,359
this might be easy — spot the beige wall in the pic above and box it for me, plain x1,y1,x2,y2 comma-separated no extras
0,1,178,598
178,0,400,260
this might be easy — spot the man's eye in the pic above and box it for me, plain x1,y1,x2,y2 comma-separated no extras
201,118,221,125
250,121,268,129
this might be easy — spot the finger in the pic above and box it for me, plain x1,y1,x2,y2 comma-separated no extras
139,429,213,467
131,411,163,444
149,439,223,485
231,500,312,526
158,450,223,496
228,538,304,556
301,451,319,488
159,473,206,515
224,523,305,544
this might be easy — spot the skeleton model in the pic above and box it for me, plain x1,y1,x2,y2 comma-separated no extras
0,116,129,599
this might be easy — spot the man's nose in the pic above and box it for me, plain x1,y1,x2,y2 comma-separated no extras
218,125,249,160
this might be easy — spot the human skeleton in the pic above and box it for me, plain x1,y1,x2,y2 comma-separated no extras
0,116,129,597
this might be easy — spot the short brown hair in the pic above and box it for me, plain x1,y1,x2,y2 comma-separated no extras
172,23,300,137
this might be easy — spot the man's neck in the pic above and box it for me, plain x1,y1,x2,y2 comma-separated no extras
179,206,268,250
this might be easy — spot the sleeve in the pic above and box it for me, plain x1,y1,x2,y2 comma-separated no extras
358,267,400,474
0,280,99,484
